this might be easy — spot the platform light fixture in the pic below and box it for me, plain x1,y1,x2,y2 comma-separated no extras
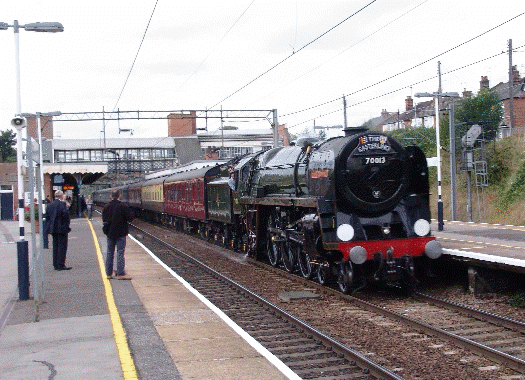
2,19,63,301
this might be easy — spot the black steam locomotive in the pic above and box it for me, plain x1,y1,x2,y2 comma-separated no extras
93,127,442,293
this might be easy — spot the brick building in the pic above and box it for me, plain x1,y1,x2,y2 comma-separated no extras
489,66,525,137
0,162,18,220
371,66,525,138
167,111,197,136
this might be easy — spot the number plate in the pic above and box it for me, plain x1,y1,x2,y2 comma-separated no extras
362,156,387,165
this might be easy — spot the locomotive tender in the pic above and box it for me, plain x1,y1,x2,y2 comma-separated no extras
93,127,442,293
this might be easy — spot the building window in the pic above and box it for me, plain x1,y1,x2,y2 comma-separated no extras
93,150,103,161
217,146,253,159
141,149,151,160
128,149,138,160
54,147,175,163
65,151,77,161
56,151,66,162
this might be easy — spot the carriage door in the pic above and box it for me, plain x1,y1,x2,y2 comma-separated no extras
0,185,14,220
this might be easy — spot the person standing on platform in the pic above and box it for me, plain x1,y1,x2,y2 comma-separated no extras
42,194,52,249
45,190,72,271
86,195,94,220
102,189,134,280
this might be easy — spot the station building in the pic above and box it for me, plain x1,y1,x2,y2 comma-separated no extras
0,112,290,220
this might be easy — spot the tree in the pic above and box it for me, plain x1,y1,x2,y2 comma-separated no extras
387,127,437,157
317,129,327,140
454,88,503,142
0,129,17,162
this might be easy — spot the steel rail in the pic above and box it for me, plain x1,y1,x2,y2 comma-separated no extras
416,292,525,334
130,223,403,380
344,294,525,374
245,256,525,374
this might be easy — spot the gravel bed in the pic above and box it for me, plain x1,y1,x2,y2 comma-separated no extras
422,284,525,323
136,222,524,380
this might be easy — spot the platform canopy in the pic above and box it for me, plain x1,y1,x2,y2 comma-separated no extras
43,163,108,175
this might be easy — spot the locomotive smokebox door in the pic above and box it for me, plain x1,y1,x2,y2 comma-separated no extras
336,133,409,216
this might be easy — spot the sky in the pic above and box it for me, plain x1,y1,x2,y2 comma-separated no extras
0,0,523,141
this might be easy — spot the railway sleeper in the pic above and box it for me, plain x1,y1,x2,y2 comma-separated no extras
491,337,525,347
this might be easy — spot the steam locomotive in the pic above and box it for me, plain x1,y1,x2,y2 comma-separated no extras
93,127,442,293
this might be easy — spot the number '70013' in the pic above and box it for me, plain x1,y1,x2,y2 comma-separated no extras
365,157,386,164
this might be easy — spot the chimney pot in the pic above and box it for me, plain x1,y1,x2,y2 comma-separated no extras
512,65,521,85
405,96,414,111
480,76,490,89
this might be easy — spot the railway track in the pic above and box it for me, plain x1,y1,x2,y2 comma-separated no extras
131,224,402,380
131,220,525,378
258,262,525,375
361,292,525,372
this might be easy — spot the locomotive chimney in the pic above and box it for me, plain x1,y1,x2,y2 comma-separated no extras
344,126,368,137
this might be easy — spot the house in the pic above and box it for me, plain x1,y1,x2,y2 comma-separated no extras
374,66,525,139
380,95,460,132
486,66,525,137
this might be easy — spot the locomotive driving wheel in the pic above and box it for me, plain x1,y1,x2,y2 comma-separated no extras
338,262,354,294
317,260,331,285
266,212,281,267
298,248,313,279
282,241,297,273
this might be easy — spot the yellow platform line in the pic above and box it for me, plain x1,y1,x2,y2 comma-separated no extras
87,219,138,380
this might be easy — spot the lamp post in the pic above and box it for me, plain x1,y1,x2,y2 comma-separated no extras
415,90,459,231
21,111,61,303
1,20,63,301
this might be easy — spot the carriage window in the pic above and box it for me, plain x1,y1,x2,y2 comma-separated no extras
197,181,200,203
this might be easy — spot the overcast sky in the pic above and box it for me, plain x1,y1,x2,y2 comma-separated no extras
0,0,523,141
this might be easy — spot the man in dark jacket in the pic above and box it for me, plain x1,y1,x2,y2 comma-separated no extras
44,190,71,270
102,189,134,280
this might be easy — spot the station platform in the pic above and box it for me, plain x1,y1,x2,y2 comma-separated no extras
433,220,525,273
0,216,294,380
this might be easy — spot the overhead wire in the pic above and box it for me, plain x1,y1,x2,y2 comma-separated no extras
250,0,429,107
288,45,525,130
112,0,159,112
209,0,378,110
176,0,255,92
160,0,378,139
282,12,524,120
107,6,522,144
166,8,524,139
162,0,257,139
